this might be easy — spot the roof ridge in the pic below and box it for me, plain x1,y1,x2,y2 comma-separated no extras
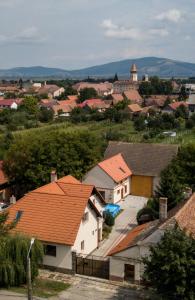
30,191,92,199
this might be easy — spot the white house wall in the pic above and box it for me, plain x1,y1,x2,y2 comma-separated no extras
72,203,103,255
90,193,105,216
43,243,72,270
153,176,160,194
113,178,130,203
83,166,115,202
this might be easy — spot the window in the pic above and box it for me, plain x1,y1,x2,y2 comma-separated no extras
92,230,94,235
117,189,120,194
82,212,89,222
44,245,56,257
81,240,85,251
125,185,127,193
15,210,23,221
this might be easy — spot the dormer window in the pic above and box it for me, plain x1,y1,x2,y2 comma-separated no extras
82,212,89,222
15,210,23,222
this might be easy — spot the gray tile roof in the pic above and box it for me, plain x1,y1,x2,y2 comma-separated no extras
104,142,178,176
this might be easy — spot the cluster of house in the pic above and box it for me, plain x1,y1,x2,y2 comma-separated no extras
1,142,194,283
1,65,195,118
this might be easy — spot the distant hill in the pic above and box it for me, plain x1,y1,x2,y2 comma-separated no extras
1,57,195,79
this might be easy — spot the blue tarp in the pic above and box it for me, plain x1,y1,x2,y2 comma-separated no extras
104,203,121,218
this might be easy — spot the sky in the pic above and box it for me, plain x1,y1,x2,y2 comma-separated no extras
0,0,195,69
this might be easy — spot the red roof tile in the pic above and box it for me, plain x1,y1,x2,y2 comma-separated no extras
7,176,99,245
98,154,132,183
108,223,149,255
127,104,142,113
168,101,188,110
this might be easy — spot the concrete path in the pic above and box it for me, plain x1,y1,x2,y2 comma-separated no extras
52,276,142,300
92,196,148,257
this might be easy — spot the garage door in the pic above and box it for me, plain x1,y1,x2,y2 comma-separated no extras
131,175,153,197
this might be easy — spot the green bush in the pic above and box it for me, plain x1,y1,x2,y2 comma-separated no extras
104,211,115,226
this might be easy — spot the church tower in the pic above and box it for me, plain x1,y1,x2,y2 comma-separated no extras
130,63,138,82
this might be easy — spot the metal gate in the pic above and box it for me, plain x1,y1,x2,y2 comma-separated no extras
76,254,109,279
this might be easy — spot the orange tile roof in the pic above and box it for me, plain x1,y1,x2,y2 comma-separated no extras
58,175,81,184
0,161,7,185
98,154,132,183
7,176,100,245
128,104,142,113
67,95,78,101
108,223,149,255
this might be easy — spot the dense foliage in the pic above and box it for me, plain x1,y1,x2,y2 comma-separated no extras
143,226,195,300
79,87,98,102
139,76,173,96
137,144,195,223
0,212,43,287
3,130,104,197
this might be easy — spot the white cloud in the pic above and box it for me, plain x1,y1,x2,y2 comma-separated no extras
0,27,46,45
101,19,169,40
155,9,182,23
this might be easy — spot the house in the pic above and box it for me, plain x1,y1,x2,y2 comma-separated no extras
108,193,195,283
188,94,195,116
83,154,132,203
7,174,105,273
162,101,188,114
111,94,124,105
78,99,109,112
38,83,65,99
0,99,22,109
141,105,159,116
73,82,113,96
104,142,178,198
67,95,78,102
52,100,77,117
123,90,143,105
145,95,178,108
126,104,142,116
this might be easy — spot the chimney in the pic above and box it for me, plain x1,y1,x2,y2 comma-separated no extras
184,187,193,199
51,170,57,182
10,195,16,205
159,197,168,221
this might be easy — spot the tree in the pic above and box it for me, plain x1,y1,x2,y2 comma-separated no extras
113,73,118,82
79,88,98,102
175,104,188,119
143,226,195,300
38,107,54,122
20,96,39,115
0,212,43,287
179,85,188,101
3,130,103,197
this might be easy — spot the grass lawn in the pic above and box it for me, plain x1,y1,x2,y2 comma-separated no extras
8,278,70,298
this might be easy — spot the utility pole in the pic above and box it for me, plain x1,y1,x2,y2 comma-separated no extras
27,238,35,300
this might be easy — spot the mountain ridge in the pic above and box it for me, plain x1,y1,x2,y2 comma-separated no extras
1,57,195,79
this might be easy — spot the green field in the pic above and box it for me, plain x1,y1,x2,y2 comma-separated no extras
0,120,195,159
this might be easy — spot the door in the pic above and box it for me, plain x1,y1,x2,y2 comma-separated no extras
131,175,153,197
124,264,135,281
121,188,124,199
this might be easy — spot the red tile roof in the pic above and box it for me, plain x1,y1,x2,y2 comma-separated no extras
108,223,149,255
7,176,101,245
0,161,7,185
168,101,188,110
0,99,22,107
98,154,132,183
111,94,124,104
78,99,107,109
67,95,78,102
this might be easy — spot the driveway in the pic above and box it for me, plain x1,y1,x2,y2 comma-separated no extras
93,196,148,257
53,276,143,300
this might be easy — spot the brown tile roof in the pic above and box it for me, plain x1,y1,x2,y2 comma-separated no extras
0,161,7,185
74,82,113,94
98,154,132,183
127,104,142,113
145,95,178,107
104,142,178,177
7,176,101,245
123,90,142,104
108,223,150,255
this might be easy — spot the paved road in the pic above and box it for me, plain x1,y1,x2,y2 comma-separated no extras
92,195,147,257
0,290,42,300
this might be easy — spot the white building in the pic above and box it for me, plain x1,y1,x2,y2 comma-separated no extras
83,154,132,203
7,174,105,273
108,194,195,283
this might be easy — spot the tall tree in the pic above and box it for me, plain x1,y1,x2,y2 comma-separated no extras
143,226,195,300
